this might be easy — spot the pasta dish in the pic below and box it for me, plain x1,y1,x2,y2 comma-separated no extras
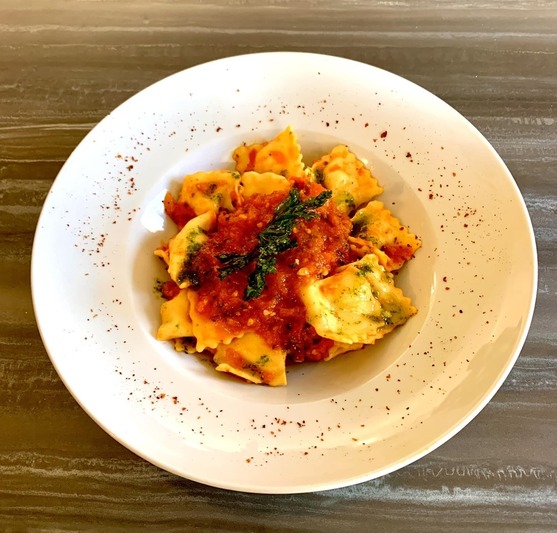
154,127,421,386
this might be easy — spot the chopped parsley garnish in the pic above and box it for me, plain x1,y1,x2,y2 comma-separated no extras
217,188,332,300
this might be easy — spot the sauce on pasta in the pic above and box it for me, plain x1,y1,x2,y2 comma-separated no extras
187,180,353,362
154,126,421,386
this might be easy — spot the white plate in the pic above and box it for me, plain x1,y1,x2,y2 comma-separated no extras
32,52,537,494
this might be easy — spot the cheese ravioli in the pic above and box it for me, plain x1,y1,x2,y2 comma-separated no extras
352,200,421,271
187,291,240,351
232,126,304,178
157,289,194,341
311,145,383,213
179,170,240,215
214,333,287,386
300,254,416,345
167,211,216,289
154,126,420,386
240,171,291,198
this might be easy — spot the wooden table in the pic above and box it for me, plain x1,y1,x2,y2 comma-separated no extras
1,1,555,530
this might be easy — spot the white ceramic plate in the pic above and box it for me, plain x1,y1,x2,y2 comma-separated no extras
32,52,537,494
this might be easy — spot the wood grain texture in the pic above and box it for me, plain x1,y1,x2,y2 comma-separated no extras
1,0,555,531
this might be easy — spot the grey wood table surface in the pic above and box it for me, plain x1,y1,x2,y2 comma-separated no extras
1,0,555,531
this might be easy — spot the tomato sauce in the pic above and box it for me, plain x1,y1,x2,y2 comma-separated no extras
383,243,415,266
188,182,354,363
161,280,180,300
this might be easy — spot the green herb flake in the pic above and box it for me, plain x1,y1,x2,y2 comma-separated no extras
356,262,374,276
153,278,164,295
335,191,356,212
314,168,325,185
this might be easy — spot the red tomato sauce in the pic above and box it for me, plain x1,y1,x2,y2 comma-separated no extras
161,280,180,300
188,182,355,363
383,243,414,267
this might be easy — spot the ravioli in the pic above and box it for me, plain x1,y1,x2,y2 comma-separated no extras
300,254,416,345
187,291,240,351
167,211,216,288
311,145,383,213
232,126,305,178
179,170,240,215
326,341,364,361
213,333,287,386
157,289,194,341
352,200,421,271
240,171,291,198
